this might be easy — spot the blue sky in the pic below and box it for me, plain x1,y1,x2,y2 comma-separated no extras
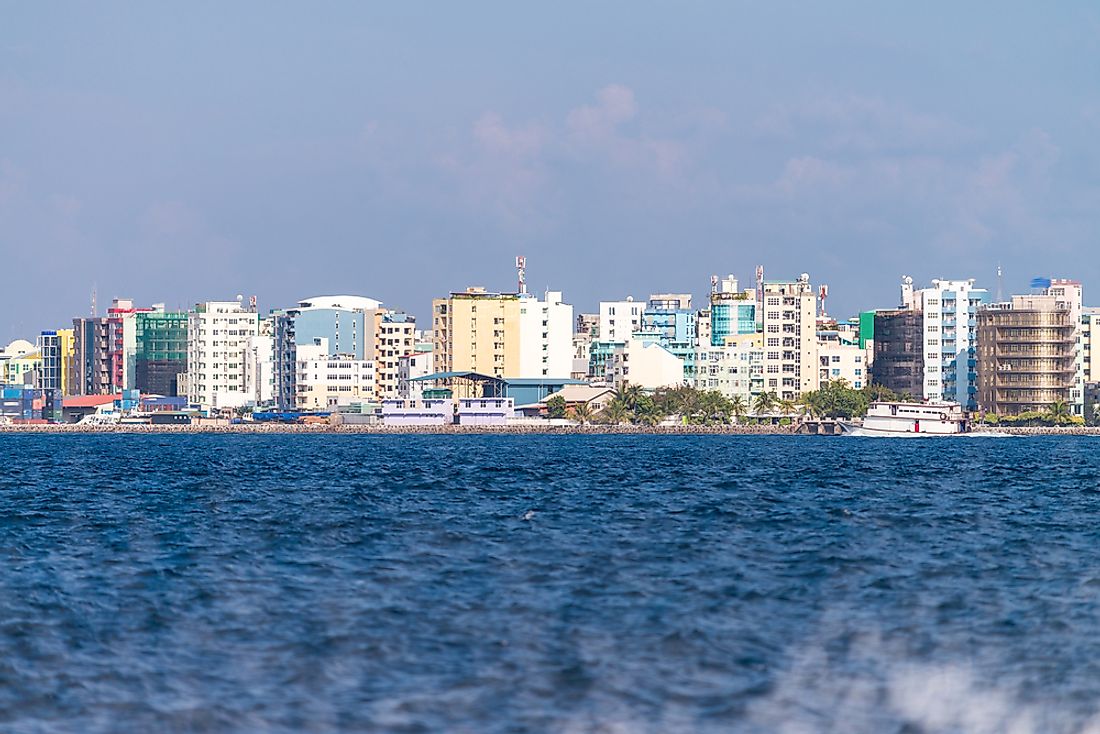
2,2,1099,338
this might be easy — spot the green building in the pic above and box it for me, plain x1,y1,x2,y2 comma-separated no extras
134,312,188,396
858,311,876,350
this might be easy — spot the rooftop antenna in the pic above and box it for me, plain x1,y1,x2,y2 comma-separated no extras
819,284,829,318
755,265,764,302
91,285,97,318
515,255,527,295
710,274,718,294
997,263,1004,302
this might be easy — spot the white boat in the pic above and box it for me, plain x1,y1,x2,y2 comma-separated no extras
842,401,970,435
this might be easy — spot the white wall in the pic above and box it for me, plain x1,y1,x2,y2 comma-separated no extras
187,301,260,410
517,290,574,378
607,339,685,389
599,299,644,343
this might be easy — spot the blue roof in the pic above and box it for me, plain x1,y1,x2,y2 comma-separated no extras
409,371,506,383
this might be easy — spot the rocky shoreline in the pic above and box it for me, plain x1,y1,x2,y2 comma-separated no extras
0,423,796,435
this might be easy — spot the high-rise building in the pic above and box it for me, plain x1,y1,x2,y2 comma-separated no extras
976,295,1076,415
35,331,62,392
709,275,757,347
370,310,418,399
132,310,188,396
56,328,74,396
760,275,818,401
901,278,989,409
292,295,380,359
872,309,924,398
71,316,117,395
271,309,298,411
598,298,644,342
517,291,574,379
433,287,522,378
110,299,155,392
694,332,763,404
642,294,696,380
1082,308,1100,385
1043,279,1084,415
187,300,260,410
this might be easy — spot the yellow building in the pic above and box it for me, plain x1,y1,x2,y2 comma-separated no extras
432,287,522,380
57,328,75,395
1,341,41,386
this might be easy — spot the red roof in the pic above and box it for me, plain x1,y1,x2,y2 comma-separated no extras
62,394,121,408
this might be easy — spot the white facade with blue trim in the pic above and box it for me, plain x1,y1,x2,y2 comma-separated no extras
901,277,988,410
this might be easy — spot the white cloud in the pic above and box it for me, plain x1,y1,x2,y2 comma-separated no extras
473,112,546,158
565,84,638,141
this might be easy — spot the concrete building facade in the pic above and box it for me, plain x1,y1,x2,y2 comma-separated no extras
187,300,260,410
295,338,376,411
433,288,522,378
760,276,818,401
517,291,574,379
606,337,685,390
694,333,763,404
903,278,989,409
976,295,1076,416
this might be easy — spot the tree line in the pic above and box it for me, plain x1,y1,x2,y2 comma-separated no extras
544,380,1083,427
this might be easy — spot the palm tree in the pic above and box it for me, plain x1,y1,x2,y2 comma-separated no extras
778,398,797,419
729,395,747,424
634,395,665,426
1047,398,1072,425
615,384,643,410
753,390,777,417
570,402,594,425
601,399,630,426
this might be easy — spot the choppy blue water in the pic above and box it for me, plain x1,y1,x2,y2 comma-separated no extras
2,434,1100,733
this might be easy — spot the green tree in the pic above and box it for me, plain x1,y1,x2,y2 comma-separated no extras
601,399,630,426
778,398,797,419
545,395,567,419
799,380,869,419
614,384,643,411
753,390,778,416
729,395,747,424
633,394,665,426
1047,398,1072,425
569,402,594,425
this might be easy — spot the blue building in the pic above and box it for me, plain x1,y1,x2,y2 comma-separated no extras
642,294,697,380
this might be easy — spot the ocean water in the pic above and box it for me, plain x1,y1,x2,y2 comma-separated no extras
2,434,1100,733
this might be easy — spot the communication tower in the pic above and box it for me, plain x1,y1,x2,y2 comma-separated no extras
515,256,527,295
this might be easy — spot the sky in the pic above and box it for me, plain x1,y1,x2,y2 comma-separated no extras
2,2,1099,339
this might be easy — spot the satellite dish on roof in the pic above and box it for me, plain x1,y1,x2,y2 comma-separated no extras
236,294,244,302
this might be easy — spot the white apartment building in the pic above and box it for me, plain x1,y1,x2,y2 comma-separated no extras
606,338,685,390
370,312,417,400
1082,308,1100,385
243,319,275,407
296,338,377,410
817,342,867,389
599,298,644,343
397,350,434,400
901,277,988,408
517,290,574,378
694,333,763,404
1046,279,1084,415
760,276,818,401
187,300,260,410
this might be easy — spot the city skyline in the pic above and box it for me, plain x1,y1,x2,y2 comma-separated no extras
3,3,1099,336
